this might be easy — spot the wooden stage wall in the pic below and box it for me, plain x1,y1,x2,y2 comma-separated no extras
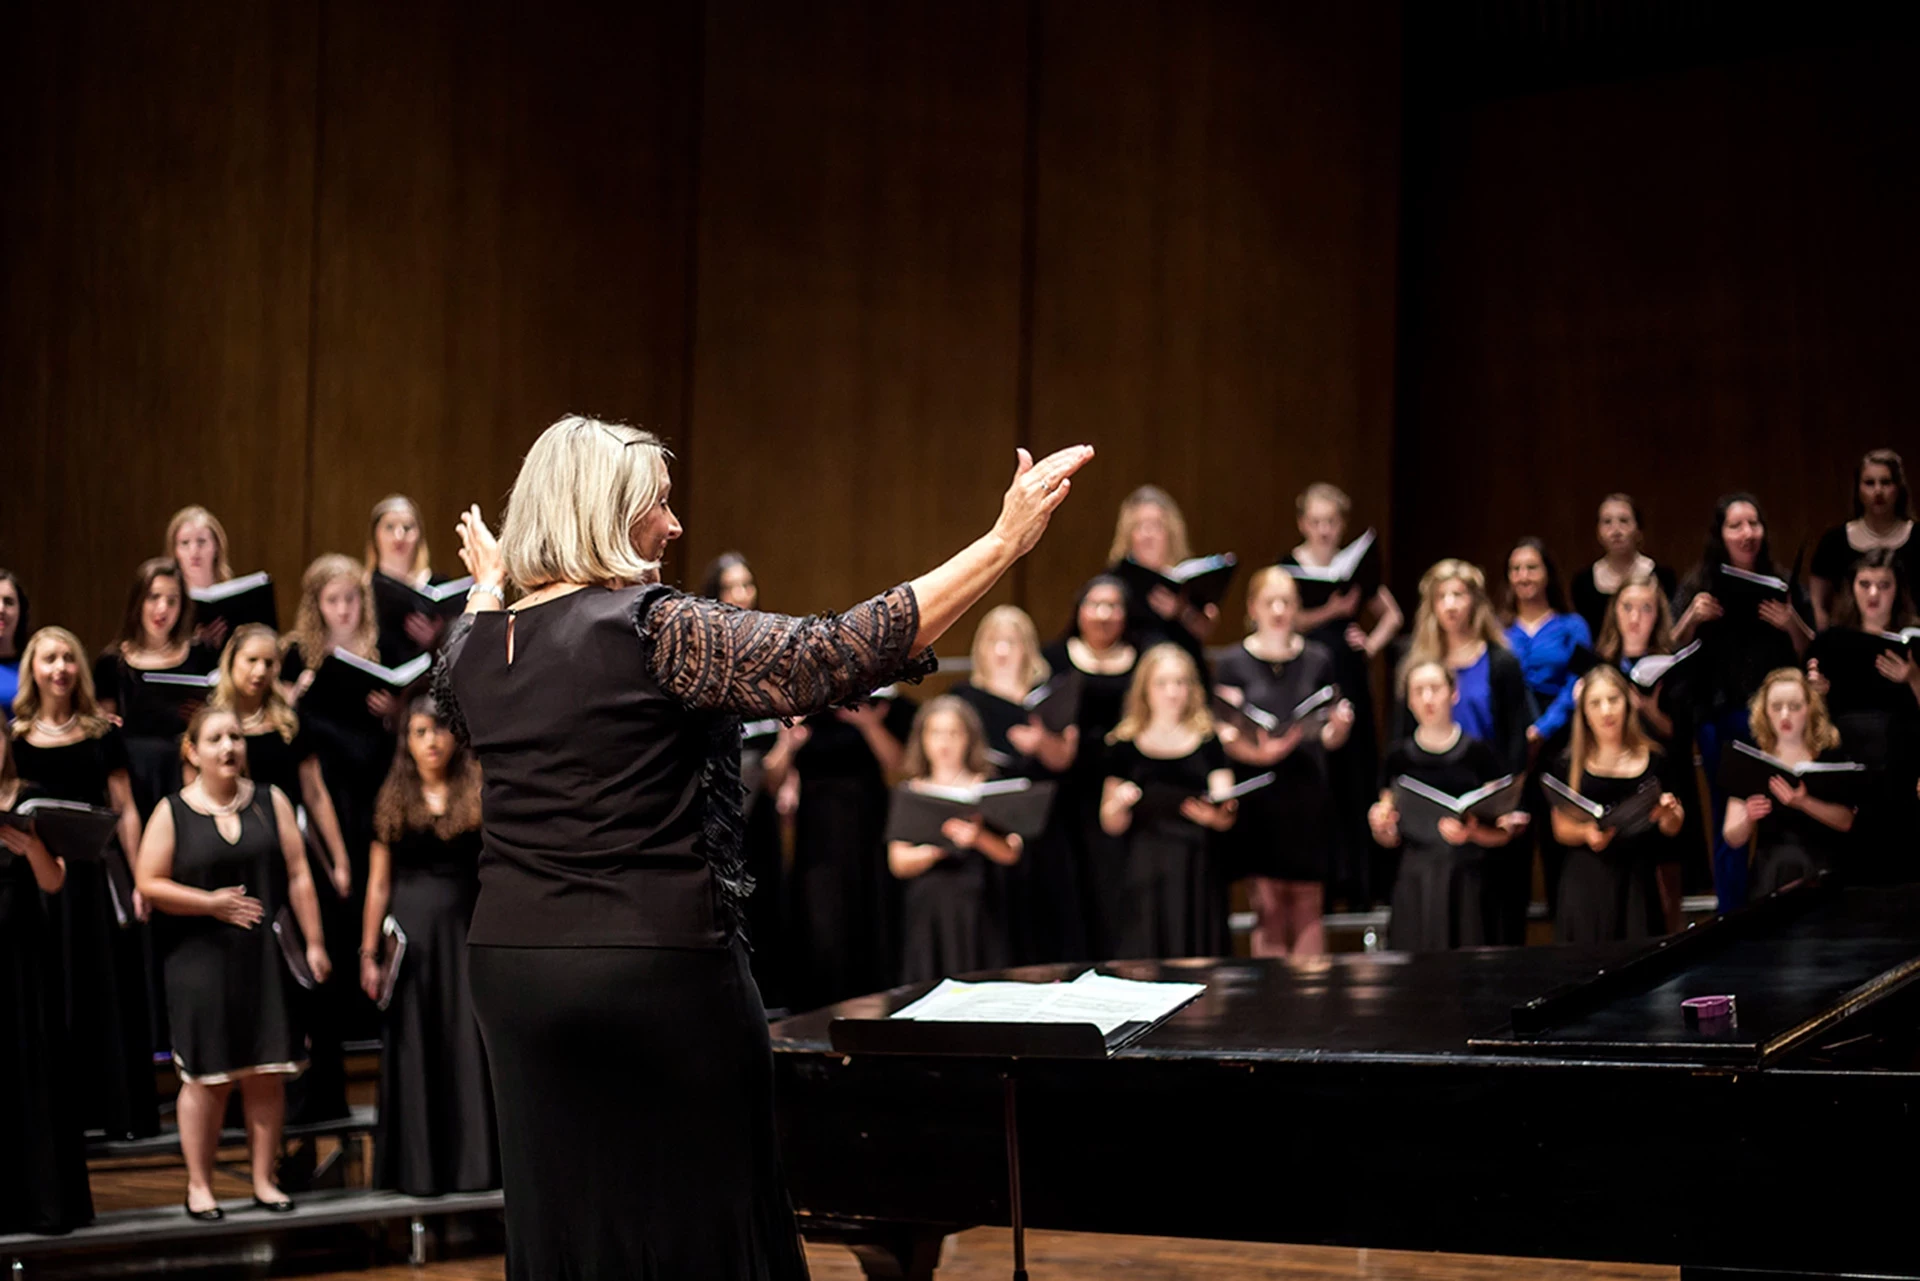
0,0,1400,652
7,4,1916,658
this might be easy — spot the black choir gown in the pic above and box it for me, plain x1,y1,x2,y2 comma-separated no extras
0,784,95,1234
439,579,932,1280
243,721,350,1123
1550,749,1673,945
1747,748,1859,897
1041,640,1136,960
157,790,305,1082
1805,628,1920,886
1105,737,1231,960
11,730,159,1138
1282,561,1378,907
1381,733,1504,953
92,646,219,818
285,642,399,1043
949,681,1080,965
787,696,916,1010
375,823,498,1195
893,817,1005,985
1213,641,1340,884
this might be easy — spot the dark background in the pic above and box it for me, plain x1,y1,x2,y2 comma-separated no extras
4,1,1914,652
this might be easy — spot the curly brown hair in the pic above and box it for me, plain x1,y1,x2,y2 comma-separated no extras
373,697,482,842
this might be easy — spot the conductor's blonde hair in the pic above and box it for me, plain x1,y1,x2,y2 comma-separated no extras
499,417,672,591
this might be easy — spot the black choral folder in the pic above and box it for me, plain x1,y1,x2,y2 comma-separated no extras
1114,553,1240,611
1390,773,1526,841
190,571,278,632
372,572,475,635
884,778,1057,850
302,650,432,721
1719,740,1867,803
1284,529,1380,606
1540,772,1663,837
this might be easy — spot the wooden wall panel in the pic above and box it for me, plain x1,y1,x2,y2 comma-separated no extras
305,0,701,585
1397,42,1920,601
682,0,1032,632
0,2,320,650
1022,0,1403,638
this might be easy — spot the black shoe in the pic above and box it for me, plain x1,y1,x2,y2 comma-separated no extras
252,1195,296,1214
185,1199,225,1222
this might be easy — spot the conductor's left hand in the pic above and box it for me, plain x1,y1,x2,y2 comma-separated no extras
456,506,506,589
993,446,1096,558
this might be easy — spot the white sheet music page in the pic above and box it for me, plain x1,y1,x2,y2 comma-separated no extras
891,970,1205,1036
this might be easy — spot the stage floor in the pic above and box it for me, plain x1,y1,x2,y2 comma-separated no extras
285,1231,1675,1280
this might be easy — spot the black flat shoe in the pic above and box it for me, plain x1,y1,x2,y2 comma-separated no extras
184,1199,224,1222
252,1195,296,1214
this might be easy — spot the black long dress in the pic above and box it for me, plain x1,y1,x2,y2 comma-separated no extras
1213,641,1339,884
1282,562,1379,908
0,784,95,1234
1105,736,1231,960
949,682,1080,964
1381,732,1505,953
284,642,399,1043
1748,748,1858,897
1805,628,1920,886
893,791,1005,985
786,695,916,1010
92,646,219,818
242,719,350,1123
374,822,497,1195
12,730,159,1138
1040,640,1136,960
1550,749,1672,945
157,790,306,1082
440,580,931,1280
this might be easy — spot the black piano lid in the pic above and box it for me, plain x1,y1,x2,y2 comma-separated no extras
1470,880,1920,1068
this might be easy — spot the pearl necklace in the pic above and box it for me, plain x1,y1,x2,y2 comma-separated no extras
32,713,78,737
192,780,251,817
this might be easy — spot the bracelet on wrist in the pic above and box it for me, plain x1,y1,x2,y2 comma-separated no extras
468,580,506,605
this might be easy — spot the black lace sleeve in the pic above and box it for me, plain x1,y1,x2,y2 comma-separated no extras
636,584,937,716
430,613,477,744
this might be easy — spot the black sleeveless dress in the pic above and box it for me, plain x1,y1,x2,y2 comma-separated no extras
157,789,305,1082
1104,737,1232,959
1040,640,1136,960
0,784,95,1233
375,822,498,1195
1551,750,1673,945
949,681,1080,965
1380,733,1505,952
11,730,159,1138
440,581,931,1281
1213,641,1340,884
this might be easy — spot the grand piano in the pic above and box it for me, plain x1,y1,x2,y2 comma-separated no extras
770,880,1920,1280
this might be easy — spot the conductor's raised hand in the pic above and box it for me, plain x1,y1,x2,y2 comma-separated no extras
993,446,1095,559
456,505,505,589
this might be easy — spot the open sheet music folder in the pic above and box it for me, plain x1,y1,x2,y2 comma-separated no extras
829,970,1207,1059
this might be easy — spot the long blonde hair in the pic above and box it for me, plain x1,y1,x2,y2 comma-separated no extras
1594,571,1675,663
1566,665,1655,792
1749,668,1841,757
1398,558,1508,688
164,505,235,581
1108,485,1192,566
209,624,300,743
10,627,113,738
969,605,1050,693
1109,643,1213,743
364,494,433,580
290,554,378,667
498,416,672,591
